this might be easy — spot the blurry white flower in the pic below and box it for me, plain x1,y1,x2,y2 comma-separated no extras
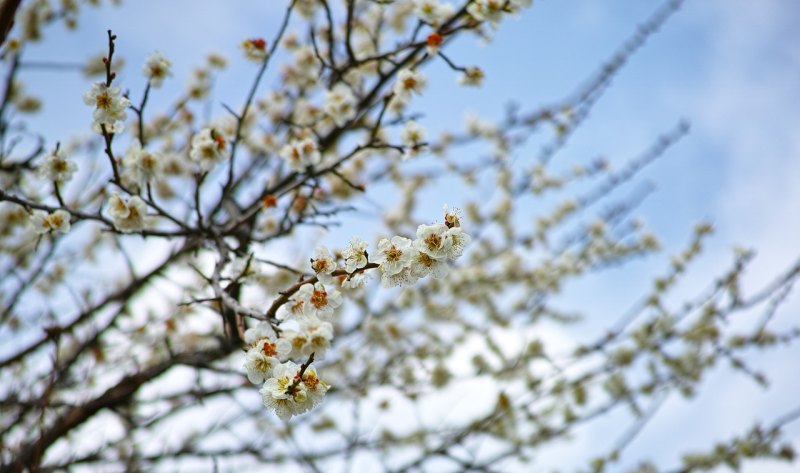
299,317,334,359
279,138,321,171
107,192,149,233
325,83,358,127
458,67,484,87
39,149,77,184
189,128,229,171
393,69,426,100
414,0,454,26
30,210,70,235
121,140,161,188
241,38,268,62
143,51,172,88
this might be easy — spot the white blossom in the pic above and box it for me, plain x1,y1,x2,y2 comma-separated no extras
39,149,77,184
324,83,358,127
189,128,229,171
107,192,149,233
400,120,426,160
83,82,130,133
244,346,280,384
244,321,277,345
393,69,426,100
342,236,369,272
415,223,452,260
458,67,485,87
30,210,70,235
260,361,329,420
310,245,337,285
444,226,471,259
241,38,268,62
409,247,450,279
297,282,342,319
142,51,172,88
279,138,321,171
375,236,413,276
414,0,454,26
299,317,334,359
121,140,161,188
467,0,506,26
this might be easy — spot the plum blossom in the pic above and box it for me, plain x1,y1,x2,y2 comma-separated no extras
393,69,426,100
107,192,149,233
241,38,268,62
83,82,129,133
279,138,321,171
143,51,172,88
325,83,358,127
415,223,452,260
39,149,76,184
260,361,329,420
189,128,229,171
296,282,342,319
30,210,70,235
375,236,413,276
310,246,337,285
342,237,369,272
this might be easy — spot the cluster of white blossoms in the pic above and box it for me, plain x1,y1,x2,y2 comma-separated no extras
189,128,229,171
38,148,77,184
374,207,471,287
30,209,70,235
83,82,130,134
107,192,149,233
279,137,321,171
142,51,172,88
246,208,470,420
324,83,358,127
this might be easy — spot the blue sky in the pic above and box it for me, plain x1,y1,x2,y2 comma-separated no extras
11,0,800,471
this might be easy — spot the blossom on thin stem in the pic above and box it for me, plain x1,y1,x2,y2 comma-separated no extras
189,128,229,171
83,82,129,134
414,0,455,27
241,38,268,62
458,67,485,87
107,192,149,233
30,210,70,235
260,361,329,420
121,140,161,189
279,138,321,171
393,69,426,100
342,237,369,272
296,282,342,319
324,83,358,127
142,51,172,88
310,246,338,285
39,148,77,184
